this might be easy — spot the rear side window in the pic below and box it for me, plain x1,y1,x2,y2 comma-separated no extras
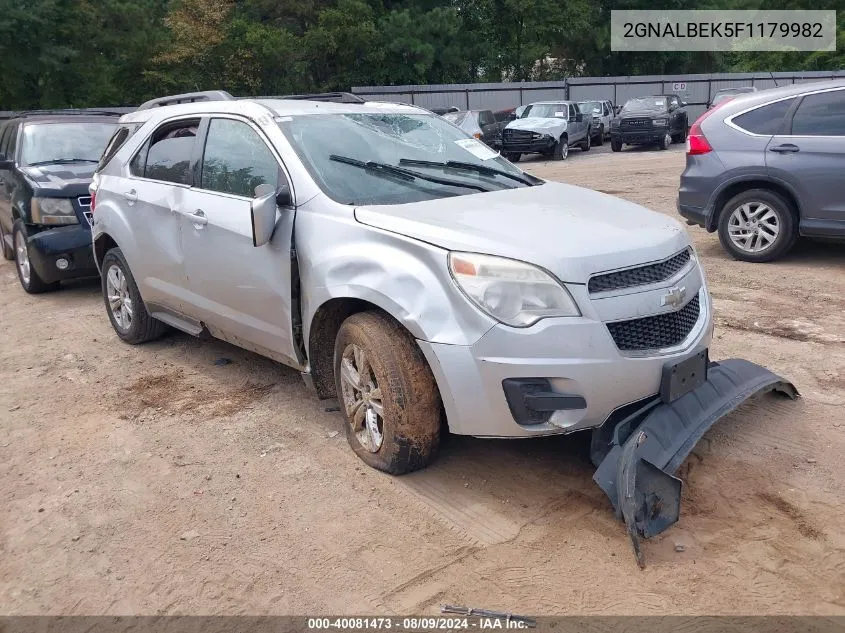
97,123,139,172
478,111,495,126
1,123,18,158
133,119,200,185
200,118,279,197
732,98,795,135
790,90,845,136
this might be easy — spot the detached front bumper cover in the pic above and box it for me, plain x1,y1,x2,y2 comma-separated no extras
591,358,798,568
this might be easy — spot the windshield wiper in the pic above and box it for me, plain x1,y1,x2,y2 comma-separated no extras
398,158,540,186
329,155,491,193
26,158,98,166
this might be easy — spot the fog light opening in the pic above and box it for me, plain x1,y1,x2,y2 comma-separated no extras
55,258,70,270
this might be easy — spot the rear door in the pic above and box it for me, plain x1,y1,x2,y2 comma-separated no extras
122,117,199,314
569,103,586,141
0,123,13,236
178,115,298,365
766,87,845,234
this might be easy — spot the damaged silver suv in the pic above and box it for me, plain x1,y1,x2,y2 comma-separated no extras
91,91,795,565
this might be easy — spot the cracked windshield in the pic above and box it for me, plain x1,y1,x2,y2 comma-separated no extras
278,112,539,205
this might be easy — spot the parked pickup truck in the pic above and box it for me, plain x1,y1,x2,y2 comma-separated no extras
500,101,591,161
90,90,795,566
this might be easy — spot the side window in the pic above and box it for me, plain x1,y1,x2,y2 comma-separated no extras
604,103,611,116
141,119,200,184
731,98,795,135
200,118,279,198
569,104,577,119
479,111,494,126
97,124,139,172
4,124,18,159
0,125,9,157
790,90,845,136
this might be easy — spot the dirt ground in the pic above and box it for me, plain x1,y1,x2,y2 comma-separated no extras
1,145,844,616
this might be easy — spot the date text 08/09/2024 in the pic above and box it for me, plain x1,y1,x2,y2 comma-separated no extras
307,618,531,630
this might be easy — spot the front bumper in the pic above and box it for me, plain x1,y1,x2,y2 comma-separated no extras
501,135,556,154
612,127,669,144
27,224,98,284
417,288,713,438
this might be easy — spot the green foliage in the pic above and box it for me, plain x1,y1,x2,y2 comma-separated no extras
0,0,842,109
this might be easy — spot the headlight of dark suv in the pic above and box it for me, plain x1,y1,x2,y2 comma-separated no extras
31,198,78,225
652,118,668,126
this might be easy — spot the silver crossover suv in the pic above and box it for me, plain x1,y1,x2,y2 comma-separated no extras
91,91,794,562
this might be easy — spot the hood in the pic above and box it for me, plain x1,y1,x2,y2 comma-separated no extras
21,162,96,197
354,182,689,283
505,117,568,134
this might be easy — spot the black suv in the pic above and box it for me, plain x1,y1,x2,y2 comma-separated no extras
0,112,117,292
610,94,688,152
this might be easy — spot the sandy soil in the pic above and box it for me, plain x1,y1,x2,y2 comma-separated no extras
1,145,843,615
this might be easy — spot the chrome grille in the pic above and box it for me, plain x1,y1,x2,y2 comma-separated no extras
607,295,700,351
588,249,692,294
84,211,93,226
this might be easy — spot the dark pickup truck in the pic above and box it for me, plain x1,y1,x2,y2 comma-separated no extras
0,112,117,292
610,94,688,152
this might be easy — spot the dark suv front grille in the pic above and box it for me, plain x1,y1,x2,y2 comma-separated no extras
607,295,700,351
588,249,691,294
621,117,652,129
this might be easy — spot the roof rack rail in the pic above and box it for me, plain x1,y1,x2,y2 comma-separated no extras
13,108,126,117
136,90,234,111
264,92,367,104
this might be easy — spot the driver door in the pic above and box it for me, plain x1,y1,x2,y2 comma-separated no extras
177,116,299,366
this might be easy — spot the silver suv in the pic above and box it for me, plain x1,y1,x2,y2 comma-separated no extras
91,91,794,563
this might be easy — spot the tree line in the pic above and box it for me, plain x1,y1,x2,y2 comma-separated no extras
0,0,842,110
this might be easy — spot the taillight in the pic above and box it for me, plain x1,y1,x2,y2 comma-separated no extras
686,97,734,156
90,190,97,212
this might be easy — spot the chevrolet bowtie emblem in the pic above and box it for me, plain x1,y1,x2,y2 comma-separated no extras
661,286,687,308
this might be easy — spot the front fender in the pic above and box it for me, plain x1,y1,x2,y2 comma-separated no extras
299,214,496,348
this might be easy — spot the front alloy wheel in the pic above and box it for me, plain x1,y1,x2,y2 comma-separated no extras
339,344,385,453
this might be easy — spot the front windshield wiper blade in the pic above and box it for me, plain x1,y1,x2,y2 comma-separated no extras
329,155,491,193
398,158,539,186
26,158,98,166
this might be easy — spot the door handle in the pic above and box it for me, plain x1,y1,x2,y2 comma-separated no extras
187,209,208,226
769,144,799,153
123,189,138,203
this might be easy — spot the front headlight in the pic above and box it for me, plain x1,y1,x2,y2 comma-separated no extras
448,252,580,327
652,118,668,126
31,198,77,225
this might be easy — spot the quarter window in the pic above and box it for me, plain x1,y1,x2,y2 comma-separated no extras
790,90,845,136
731,98,795,135
98,124,139,172
200,118,279,198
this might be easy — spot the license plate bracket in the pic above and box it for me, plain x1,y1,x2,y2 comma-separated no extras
661,350,708,403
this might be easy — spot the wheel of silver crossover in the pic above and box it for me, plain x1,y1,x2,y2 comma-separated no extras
106,263,134,330
15,230,30,286
727,201,780,253
339,343,384,452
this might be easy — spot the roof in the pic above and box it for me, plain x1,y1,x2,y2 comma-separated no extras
3,113,121,125
716,78,845,112
119,97,427,125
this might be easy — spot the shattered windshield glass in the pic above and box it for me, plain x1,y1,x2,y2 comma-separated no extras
277,113,531,205
520,104,566,119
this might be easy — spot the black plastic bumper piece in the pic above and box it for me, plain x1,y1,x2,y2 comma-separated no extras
503,378,586,426
27,224,98,283
591,358,798,568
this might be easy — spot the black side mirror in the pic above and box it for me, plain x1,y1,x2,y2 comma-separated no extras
276,182,292,208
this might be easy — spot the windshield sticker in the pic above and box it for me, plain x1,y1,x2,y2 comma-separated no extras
655,100,664,106
554,111,565,117
454,138,498,160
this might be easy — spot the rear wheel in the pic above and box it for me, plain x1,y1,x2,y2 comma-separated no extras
580,131,591,151
504,152,520,163
553,136,569,160
101,247,168,344
672,126,688,143
717,189,797,263
13,220,59,294
334,311,441,474
611,138,622,152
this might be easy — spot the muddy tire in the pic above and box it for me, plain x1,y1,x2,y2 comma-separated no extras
504,152,520,163
13,220,59,294
658,132,671,150
595,125,604,146
611,138,622,152
101,248,167,344
581,131,591,151
334,311,441,474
